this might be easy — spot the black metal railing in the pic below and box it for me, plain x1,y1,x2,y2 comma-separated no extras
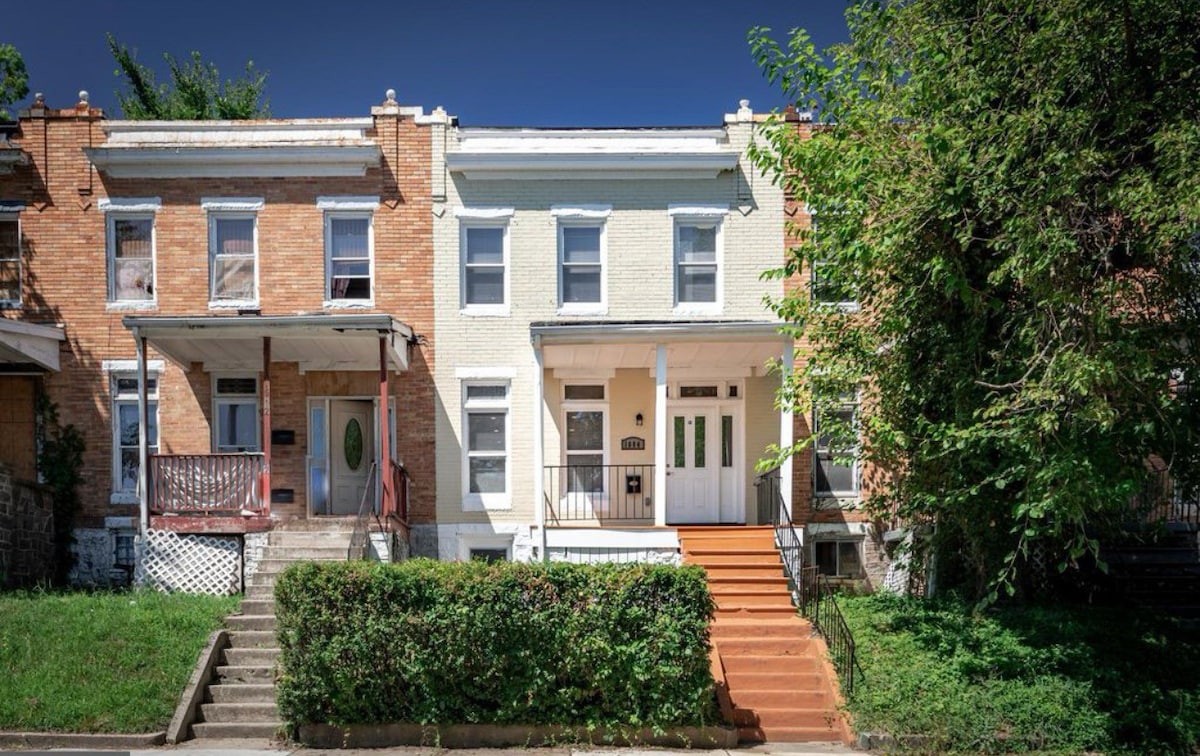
543,464,655,524
756,466,861,697
347,461,378,561
1136,469,1200,527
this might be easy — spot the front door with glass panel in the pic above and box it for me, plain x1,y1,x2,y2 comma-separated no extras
329,400,374,515
666,408,720,523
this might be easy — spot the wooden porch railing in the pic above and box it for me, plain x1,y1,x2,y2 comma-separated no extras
150,453,266,514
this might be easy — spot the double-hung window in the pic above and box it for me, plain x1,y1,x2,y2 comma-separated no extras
204,198,261,307
808,213,858,309
112,372,158,499
457,207,513,314
670,206,726,312
103,198,160,305
0,206,20,305
213,376,260,453
814,392,860,499
553,205,609,313
463,381,510,508
319,197,378,305
563,384,607,495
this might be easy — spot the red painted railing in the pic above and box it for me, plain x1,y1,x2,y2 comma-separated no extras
389,458,410,523
150,453,266,514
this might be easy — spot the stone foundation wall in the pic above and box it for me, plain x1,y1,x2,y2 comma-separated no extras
0,464,55,586
70,528,115,586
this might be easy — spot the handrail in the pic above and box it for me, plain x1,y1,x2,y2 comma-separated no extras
347,461,378,561
542,464,655,523
755,465,862,697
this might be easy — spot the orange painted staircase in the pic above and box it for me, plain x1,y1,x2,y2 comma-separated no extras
678,526,851,744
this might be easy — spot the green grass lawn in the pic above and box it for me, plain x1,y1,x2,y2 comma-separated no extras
839,593,1200,755
0,589,239,733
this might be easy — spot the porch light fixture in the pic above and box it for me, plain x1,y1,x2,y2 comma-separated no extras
635,412,644,427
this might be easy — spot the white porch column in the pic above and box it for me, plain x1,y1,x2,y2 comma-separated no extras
135,330,149,538
779,344,795,525
653,344,668,527
532,338,547,561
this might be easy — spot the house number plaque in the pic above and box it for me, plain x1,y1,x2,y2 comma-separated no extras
620,436,645,451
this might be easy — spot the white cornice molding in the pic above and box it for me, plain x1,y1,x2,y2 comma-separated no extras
98,197,162,213
86,145,381,178
201,197,265,212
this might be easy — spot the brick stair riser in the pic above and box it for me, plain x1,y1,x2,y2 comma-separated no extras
223,648,280,666
686,553,784,565
716,638,813,656
208,684,277,705
714,606,798,620
228,630,278,649
733,707,841,729
199,702,280,723
712,593,796,607
217,665,275,684
226,615,276,632
702,566,786,579
711,621,809,639
729,689,830,709
720,654,818,674
724,671,825,690
191,722,282,740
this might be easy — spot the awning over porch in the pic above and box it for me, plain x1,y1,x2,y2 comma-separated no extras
120,314,414,372
0,319,66,372
530,319,789,374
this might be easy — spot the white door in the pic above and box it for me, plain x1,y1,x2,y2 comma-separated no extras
329,400,374,515
666,408,720,523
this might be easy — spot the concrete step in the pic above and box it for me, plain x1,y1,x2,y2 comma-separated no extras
271,517,357,533
733,706,841,729
208,683,277,705
226,615,276,632
724,671,825,691
199,702,280,723
716,637,813,656
191,721,283,739
244,585,275,601
253,558,312,575
721,654,818,674
260,546,349,561
737,725,844,743
248,572,283,588
712,590,796,607
236,599,275,616
711,619,810,639
729,689,832,710
228,630,278,649
216,665,275,684
223,647,280,666
715,605,799,621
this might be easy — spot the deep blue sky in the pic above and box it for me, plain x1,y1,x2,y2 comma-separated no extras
7,0,851,126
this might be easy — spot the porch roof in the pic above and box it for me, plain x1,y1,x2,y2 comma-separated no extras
122,314,413,373
530,320,790,374
0,319,66,372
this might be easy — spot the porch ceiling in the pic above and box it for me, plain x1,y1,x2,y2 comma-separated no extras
0,319,66,372
122,314,413,373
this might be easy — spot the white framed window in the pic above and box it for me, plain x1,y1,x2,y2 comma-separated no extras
461,223,508,312
213,376,260,453
563,383,608,495
813,539,863,578
457,533,514,562
107,214,156,304
554,206,609,314
205,200,260,307
462,381,511,509
111,371,159,500
0,209,20,306
811,260,858,309
673,217,723,311
814,392,860,498
324,213,374,304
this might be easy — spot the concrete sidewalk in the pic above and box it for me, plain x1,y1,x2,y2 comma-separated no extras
149,741,861,756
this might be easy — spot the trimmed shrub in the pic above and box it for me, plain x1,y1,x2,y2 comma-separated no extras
275,559,717,728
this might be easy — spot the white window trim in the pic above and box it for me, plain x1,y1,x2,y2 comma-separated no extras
0,208,22,307
557,218,607,316
561,383,610,505
206,210,260,309
813,392,861,501
109,368,161,505
462,381,512,511
672,215,724,315
211,374,261,453
460,219,511,316
105,210,159,309
811,259,861,312
317,196,380,212
323,210,375,308
454,206,515,220
99,197,162,213
551,204,612,219
201,197,264,212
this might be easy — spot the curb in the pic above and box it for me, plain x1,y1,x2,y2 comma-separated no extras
0,731,166,749
298,723,738,749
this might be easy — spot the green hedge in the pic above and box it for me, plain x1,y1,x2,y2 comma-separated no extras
275,559,717,728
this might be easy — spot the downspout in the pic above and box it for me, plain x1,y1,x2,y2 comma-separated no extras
135,329,149,538
532,334,546,561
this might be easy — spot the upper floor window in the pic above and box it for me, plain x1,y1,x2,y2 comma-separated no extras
0,209,20,305
457,207,513,315
670,206,726,312
213,376,260,453
553,205,610,313
814,392,860,498
319,196,378,306
204,198,261,307
102,198,160,305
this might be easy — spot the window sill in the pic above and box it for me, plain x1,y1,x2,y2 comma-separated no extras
324,300,375,310
106,301,158,312
556,305,608,317
814,494,862,509
0,300,20,310
672,303,722,317
815,301,862,313
209,300,260,311
460,305,511,318
109,492,139,506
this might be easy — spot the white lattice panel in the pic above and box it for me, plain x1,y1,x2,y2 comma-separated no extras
135,529,241,595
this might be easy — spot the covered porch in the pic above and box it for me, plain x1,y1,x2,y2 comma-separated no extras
123,314,413,535
531,321,795,546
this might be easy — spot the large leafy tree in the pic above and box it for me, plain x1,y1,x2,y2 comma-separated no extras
750,0,1200,600
0,43,29,120
106,34,268,119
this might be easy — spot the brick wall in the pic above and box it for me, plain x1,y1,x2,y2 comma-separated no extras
0,104,435,528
